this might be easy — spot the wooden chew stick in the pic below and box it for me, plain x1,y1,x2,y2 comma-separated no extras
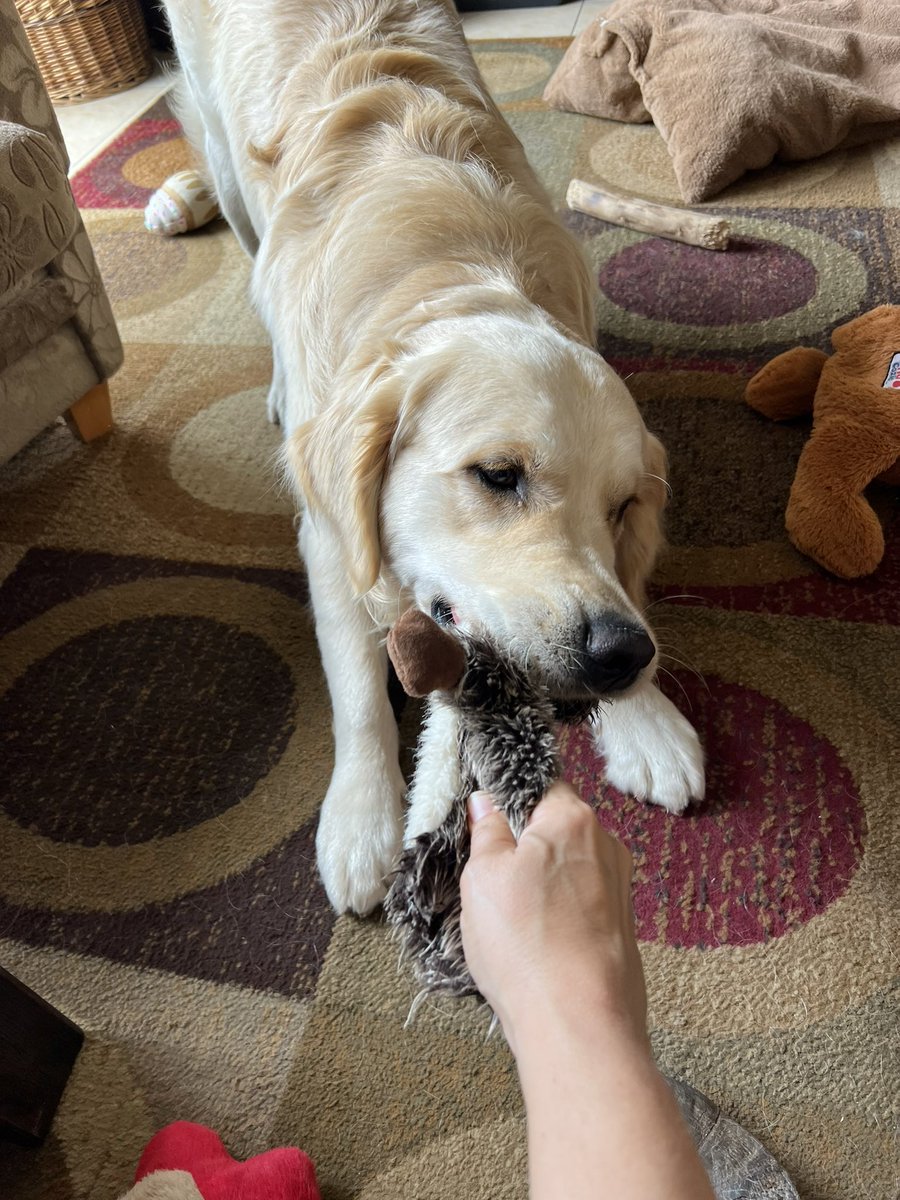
566,179,731,251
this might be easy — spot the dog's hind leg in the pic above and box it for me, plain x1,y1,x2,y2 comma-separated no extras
168,63,259,258
202,125,259,258
301,520,406,914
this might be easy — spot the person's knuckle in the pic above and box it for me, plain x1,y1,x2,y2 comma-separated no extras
568,801,596,831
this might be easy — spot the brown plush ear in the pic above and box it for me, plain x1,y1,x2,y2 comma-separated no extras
745,347,828,421
386,609,466,697
829,304,900,354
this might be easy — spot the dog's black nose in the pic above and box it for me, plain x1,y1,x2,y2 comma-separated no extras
579,617,655,693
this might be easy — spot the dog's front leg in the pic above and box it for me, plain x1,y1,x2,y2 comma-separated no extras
594,677,705,815
301,522,406,914
266,343,286,426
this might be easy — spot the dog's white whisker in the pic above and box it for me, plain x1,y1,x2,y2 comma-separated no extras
643,471,674,498
657,664,693,710
405,988,430,1026
644,593,706,610
658,649,708,690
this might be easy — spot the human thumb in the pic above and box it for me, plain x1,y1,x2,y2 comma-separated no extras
467,792,515,854
468,791,497,822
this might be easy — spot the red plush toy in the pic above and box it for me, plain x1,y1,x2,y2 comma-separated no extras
127,1122,321,1200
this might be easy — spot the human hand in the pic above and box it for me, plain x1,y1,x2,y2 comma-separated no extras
459,782,647,1054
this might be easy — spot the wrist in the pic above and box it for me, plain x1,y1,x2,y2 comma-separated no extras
511,1000,659,1135
501,979,650,1065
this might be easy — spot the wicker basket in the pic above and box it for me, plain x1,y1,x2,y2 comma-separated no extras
16,0,153,105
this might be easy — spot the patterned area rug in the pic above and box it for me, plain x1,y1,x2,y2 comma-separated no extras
2,38,899,1200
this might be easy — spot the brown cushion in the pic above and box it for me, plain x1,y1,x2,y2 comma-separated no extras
544,0,900,203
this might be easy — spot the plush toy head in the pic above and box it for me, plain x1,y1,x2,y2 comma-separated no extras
384,608,593,1000
745,304,900,578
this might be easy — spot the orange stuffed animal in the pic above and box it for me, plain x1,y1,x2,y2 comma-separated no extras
745,305,900,579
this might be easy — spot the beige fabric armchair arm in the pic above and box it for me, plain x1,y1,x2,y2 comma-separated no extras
0,0,124,462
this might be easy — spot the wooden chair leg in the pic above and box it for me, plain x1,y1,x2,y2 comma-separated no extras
64,381,113,443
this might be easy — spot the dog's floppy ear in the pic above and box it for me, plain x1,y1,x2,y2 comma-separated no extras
616,432,668,609
285,364,402,595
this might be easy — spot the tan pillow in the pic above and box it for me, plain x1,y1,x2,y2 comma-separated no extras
544,0,900,203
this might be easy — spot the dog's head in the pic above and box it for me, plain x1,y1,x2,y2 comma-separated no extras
286,311,667,703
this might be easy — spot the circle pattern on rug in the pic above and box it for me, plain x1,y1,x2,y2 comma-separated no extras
599,237,818,325
586,216,869,349
122,138,195,190
0,615,295,846
169,388,291,516
472,44,558,102
562,672,866,948
70,104,188,209
0,576,329,911
87,208,230,321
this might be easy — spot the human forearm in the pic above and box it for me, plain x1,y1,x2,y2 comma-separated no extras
513,1005,716,1200
459,786,714,1200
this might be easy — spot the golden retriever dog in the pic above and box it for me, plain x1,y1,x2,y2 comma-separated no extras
161,0,705,913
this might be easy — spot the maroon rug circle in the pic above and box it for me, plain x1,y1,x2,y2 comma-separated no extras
598,238,818,326
0,615,295,845
562,672,865,947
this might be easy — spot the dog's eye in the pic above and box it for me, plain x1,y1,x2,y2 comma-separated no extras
430,597,454,626
475,464,522,494
611,496,636,523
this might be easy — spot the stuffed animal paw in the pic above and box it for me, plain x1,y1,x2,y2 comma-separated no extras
745,305,900,578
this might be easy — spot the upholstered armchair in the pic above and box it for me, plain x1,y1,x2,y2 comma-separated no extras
0,0,123,463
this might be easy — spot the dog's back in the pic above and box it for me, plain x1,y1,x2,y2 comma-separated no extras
163,0,594,357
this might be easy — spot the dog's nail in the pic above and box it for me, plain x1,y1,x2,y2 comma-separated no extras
468,791,496,821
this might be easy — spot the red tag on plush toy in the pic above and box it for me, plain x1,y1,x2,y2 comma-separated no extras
881,351,900,389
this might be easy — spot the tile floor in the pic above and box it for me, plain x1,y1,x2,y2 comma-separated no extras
54,3,608,174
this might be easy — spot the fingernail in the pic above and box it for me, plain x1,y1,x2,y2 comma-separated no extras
468,791,495,822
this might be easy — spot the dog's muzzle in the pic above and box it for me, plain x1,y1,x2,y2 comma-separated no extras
576,614,655,694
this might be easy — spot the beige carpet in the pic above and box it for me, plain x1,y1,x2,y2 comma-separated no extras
1,38,898,1200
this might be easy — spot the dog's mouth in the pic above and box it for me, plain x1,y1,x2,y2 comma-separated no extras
428,595,597,723
552,696,598,723
542,673,604,721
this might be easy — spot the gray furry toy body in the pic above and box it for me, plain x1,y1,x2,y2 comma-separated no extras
384,610,592,999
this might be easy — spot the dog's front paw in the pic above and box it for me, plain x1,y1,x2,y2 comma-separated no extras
316,765,405,915
597,686,705,815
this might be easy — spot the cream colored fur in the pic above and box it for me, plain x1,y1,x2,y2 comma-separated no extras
119,1171,203,1200
162,0,704,914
